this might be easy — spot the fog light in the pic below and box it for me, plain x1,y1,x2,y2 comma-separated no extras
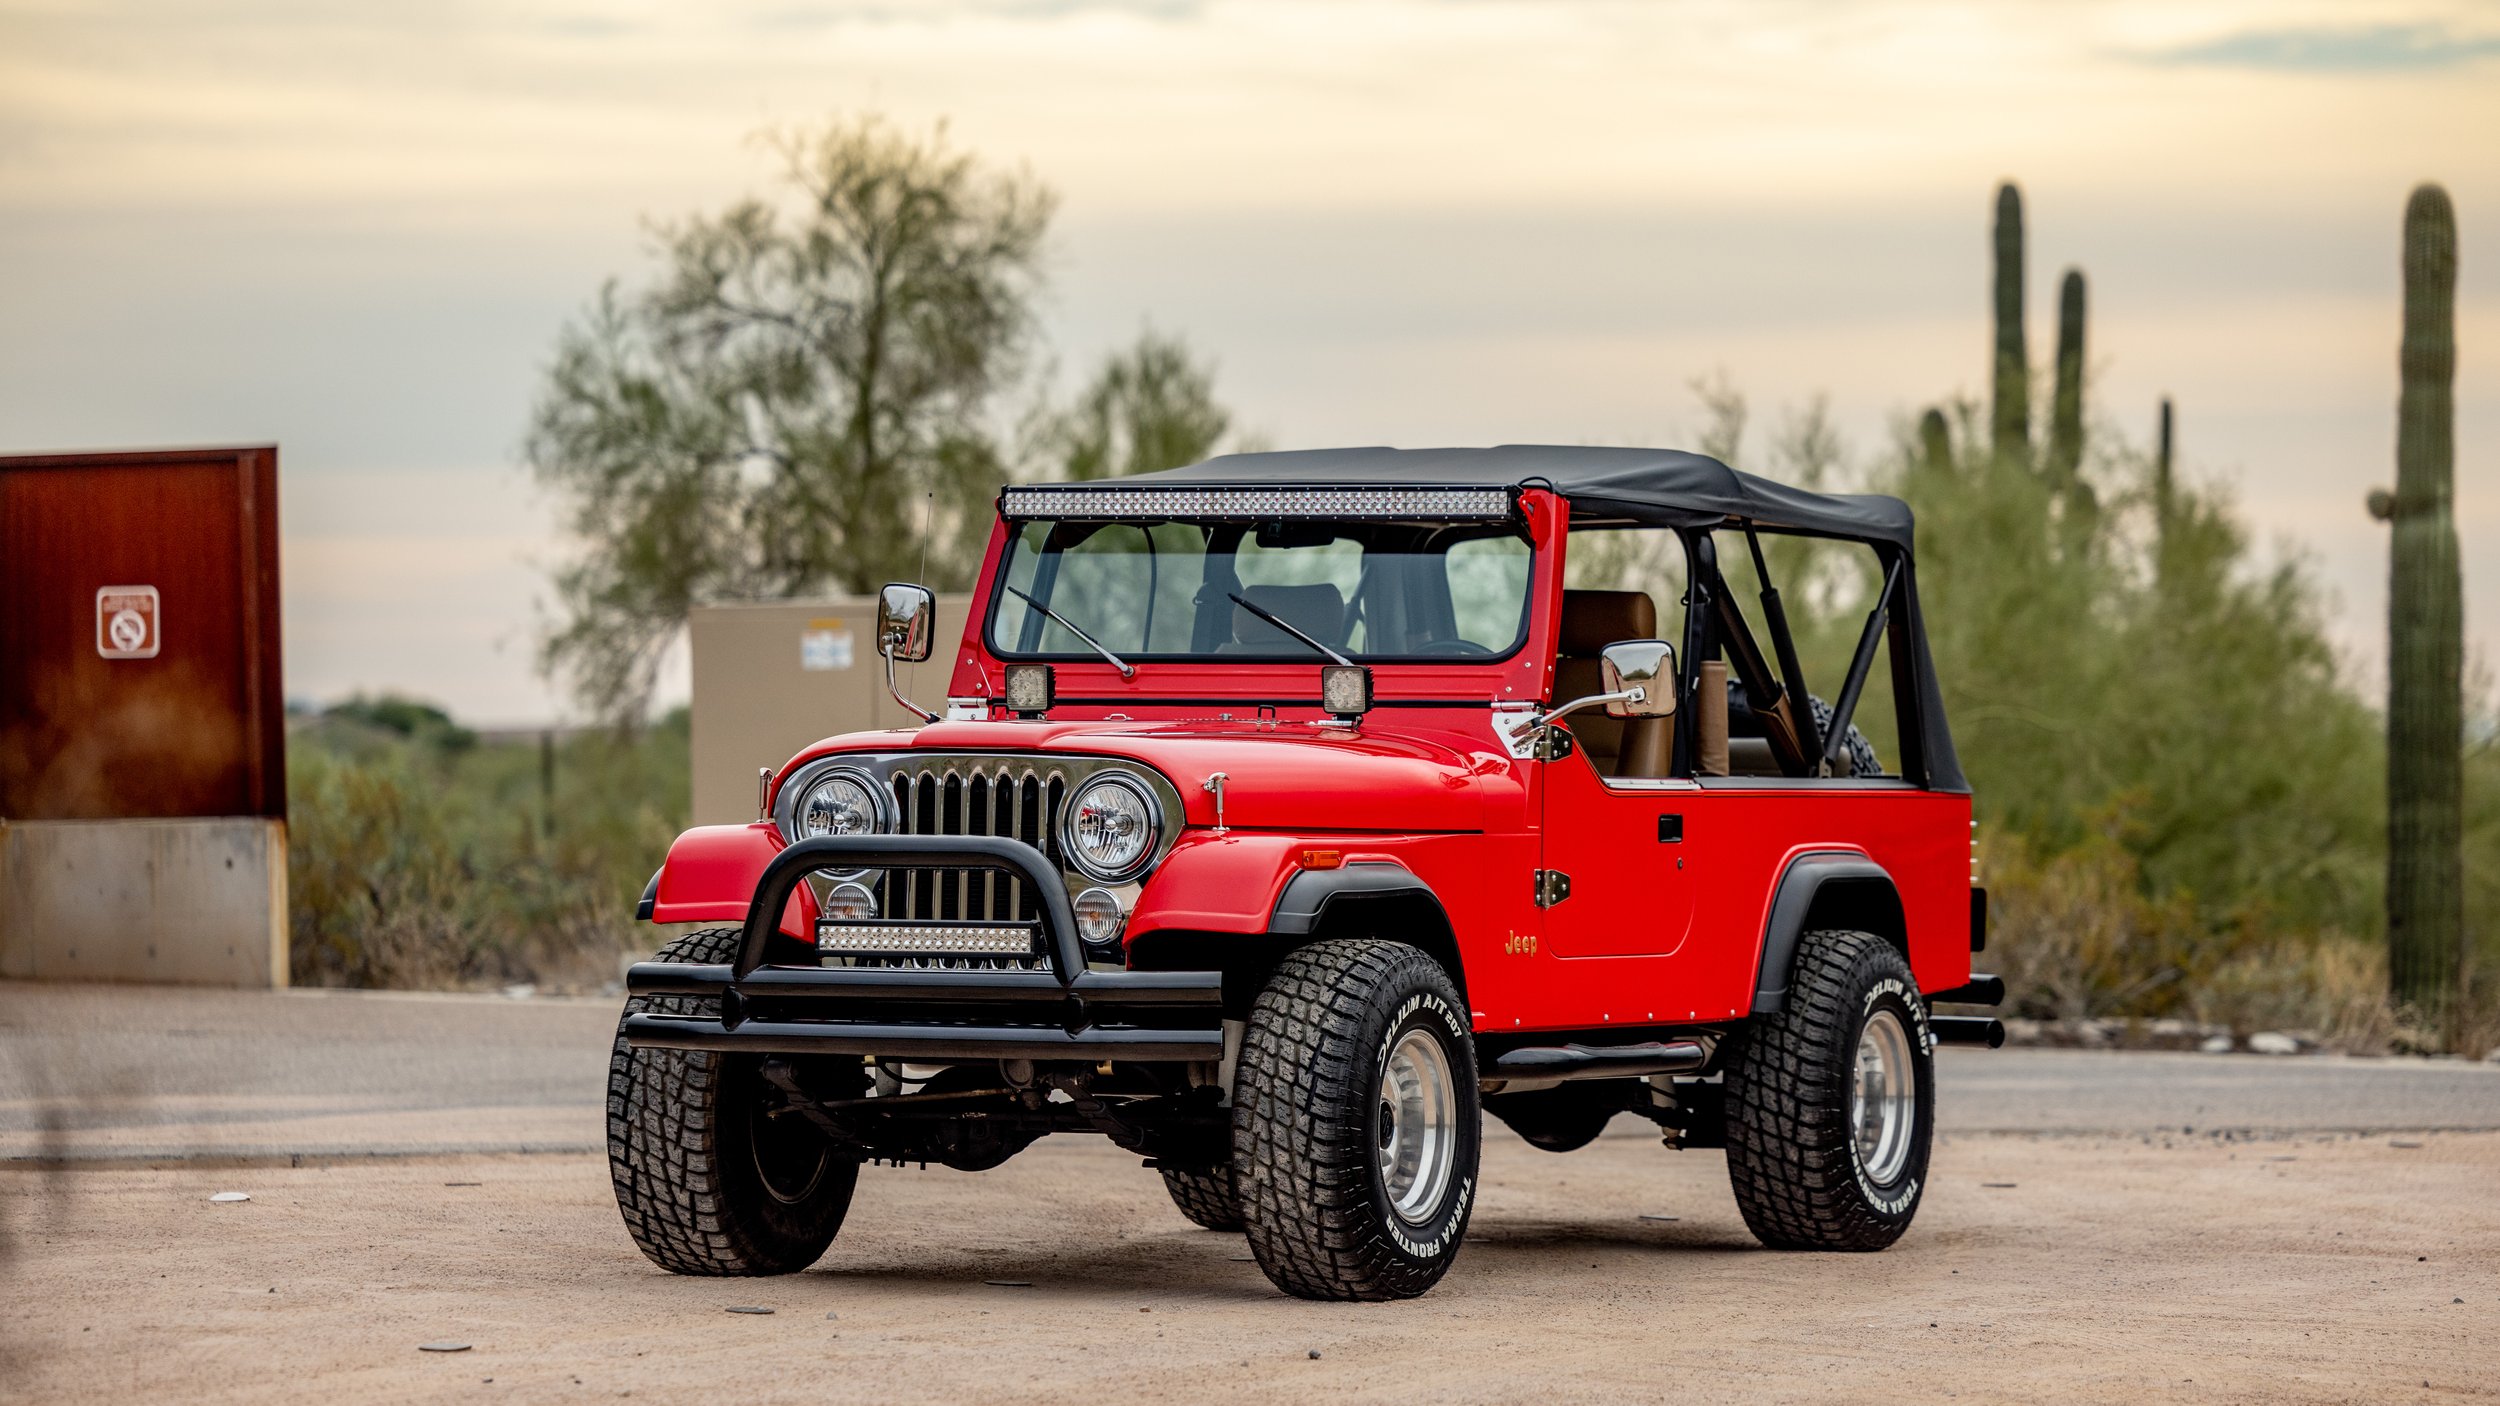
1321,664,1372,718
1073,887,1126,949
1004,663,1055,715
819,881,878,926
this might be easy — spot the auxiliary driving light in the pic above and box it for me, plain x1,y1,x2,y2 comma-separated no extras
1004,663,1055,716
1073,887,1127,949
819,881,878,924
1321,664,1373,719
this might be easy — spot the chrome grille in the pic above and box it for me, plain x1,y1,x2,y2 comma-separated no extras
885,761,1068,923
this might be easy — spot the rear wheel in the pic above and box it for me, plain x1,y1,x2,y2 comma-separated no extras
1233,939,1479,1301
607,927,862,1275
1722,928,1933,1250
1159,1164,1246,1231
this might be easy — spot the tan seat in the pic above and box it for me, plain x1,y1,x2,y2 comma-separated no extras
1227,583,1348,652
1556,589,1672,779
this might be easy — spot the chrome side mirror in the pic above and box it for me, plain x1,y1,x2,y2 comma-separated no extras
876,582,938,724
876,583,935,663
1599,639,1678,718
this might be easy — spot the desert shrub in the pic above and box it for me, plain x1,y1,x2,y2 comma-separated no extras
286,701,689,990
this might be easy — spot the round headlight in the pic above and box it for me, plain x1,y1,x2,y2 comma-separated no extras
797,771,882,840
1059,773,1161,882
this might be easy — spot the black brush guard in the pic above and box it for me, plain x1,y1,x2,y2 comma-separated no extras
621,835,1226,1063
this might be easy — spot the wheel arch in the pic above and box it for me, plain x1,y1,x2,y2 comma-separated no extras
1126,861,1467,1014
1748,850,1908,1016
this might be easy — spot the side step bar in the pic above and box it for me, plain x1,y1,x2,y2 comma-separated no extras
1489,1039,1709,1084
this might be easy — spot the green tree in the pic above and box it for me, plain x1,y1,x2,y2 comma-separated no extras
528,116,1056,721
1048,330,1234,480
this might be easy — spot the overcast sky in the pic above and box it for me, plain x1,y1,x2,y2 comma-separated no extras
2,0,2493,724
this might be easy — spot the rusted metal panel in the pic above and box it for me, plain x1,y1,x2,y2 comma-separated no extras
0,446,284,820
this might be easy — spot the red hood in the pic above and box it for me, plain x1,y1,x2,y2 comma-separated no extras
785,715,1500,833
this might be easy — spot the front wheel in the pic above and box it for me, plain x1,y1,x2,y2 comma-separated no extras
607,927,862,1275
1722,928,1934,1250
1233,939,1480,1301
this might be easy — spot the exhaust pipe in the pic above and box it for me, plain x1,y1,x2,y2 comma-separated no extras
1929,1015,2005,1049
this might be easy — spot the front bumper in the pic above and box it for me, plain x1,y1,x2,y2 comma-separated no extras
620,834,1225,1063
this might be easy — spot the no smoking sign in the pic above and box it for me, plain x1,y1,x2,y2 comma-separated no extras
96,585,161,659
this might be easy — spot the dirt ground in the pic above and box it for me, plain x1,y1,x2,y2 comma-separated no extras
5,1126,2495,1405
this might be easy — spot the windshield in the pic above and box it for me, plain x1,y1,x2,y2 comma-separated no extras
988,518,1534,662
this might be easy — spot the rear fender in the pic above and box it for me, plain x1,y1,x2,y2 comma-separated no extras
1748,849,1906,1015
646,822,815,940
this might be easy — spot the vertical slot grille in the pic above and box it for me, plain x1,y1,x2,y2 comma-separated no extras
885,763,1066,924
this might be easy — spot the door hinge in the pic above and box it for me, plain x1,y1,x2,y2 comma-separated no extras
1534,869,1572,908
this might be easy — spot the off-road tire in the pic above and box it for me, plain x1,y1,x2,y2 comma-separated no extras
1159,1164,1246,1231
1234,939,1480,1301
607,926,861,1275
1722,928,1934,1251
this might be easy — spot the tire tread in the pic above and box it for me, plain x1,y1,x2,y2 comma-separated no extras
1722,928,1928,1251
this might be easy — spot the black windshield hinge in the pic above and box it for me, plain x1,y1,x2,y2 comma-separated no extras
1534,870,1572,909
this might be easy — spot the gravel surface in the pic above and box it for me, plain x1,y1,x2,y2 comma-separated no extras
6,982,2500,1400
4,1130,2495,1403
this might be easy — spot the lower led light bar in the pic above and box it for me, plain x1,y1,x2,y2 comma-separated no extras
814,923,1040,956
1000,485,1515,521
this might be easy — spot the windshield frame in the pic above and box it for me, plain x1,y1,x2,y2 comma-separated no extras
980,515,1541,668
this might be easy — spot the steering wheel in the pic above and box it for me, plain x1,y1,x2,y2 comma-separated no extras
1408,638,1495,657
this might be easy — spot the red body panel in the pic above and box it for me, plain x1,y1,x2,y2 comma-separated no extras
650,822,815,939
653,486,1975,1034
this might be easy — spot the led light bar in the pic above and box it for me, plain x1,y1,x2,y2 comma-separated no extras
999,486,1515,521
814,923,1040,956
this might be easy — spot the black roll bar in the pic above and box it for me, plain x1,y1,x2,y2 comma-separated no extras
1821,554,1904,776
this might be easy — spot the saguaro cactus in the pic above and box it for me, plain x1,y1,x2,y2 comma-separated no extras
2155,398,2174,522
2373,183,2465,1019
1991,183,2030,465
1917,407,1952,474
2153,397,2176,570
2047,269,2087,488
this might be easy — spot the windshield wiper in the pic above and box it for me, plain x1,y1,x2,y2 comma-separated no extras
1005,585,1135,678
1227,592,1352,665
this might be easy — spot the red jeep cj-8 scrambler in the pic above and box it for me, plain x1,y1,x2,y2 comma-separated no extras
610,446,2001,1301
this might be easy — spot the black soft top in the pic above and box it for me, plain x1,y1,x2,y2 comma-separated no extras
1133,445,1917,551
1121,444,1965,794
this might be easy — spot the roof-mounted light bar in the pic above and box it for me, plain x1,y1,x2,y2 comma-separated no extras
1000,485,1516,521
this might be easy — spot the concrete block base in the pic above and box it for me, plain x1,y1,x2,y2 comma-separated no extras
0,817,288,988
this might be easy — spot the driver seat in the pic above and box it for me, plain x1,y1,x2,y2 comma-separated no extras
1556,589,1671,780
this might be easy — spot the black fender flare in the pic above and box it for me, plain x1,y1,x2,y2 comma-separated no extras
1749,851,1904,1015
1268,861,1444,935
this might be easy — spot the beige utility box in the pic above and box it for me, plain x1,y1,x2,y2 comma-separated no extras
688,595,973,826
